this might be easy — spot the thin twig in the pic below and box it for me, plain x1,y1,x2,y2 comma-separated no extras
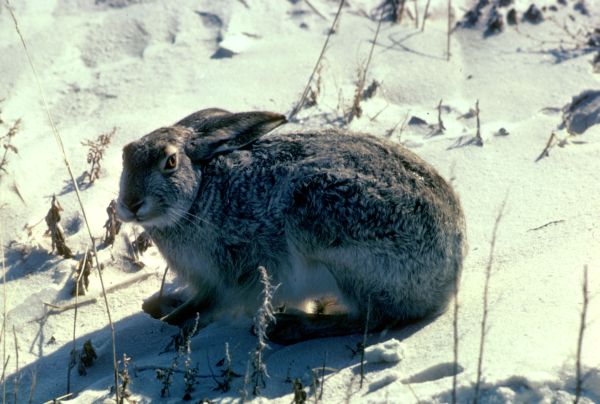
2,231,7,404
359,295,371,389
5,3,120,401
406,382,422,404
311,370,318,404
68,248,87,394
304,0,327,20
348,8,384,122
27,368,36,404
527,220,565,232
41,392,73,404
437,98,446,132
474,100,483,146
369,104,389,122
446,0,452,61
386,112,410,139
11,327,18,404
9,182,26,206
241,360,251,403
452,270,459,404
159,266,169,298
1,355,10,390
536,132,557,162
413,0,419,29
574,265,589,404
421,0,431,31
206,351,222,391
45,273,154,313
474,196,507,403
289,0,346,120
319,351,327,400
397,0,406,23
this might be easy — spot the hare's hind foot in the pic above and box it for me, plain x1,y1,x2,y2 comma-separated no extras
266,312,365,345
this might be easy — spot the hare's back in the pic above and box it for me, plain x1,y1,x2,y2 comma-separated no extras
257,130,464,250
257,130,455,201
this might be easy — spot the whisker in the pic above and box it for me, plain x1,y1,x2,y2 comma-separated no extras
174,207,218,230
169,208,204,232
165,208,189,231
174,211,194,232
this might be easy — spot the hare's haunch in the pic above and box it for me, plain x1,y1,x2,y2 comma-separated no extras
117,108,466,344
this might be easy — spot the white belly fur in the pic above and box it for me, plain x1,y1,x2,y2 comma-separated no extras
274,241,351,314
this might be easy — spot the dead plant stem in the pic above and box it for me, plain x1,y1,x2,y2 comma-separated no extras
447,0,452,61
438,98,446,132
45,273,154,313
27,368,36,404
413,0,419,29
304,0,327,20
319,351,327,400
289,0,345,120
67,249,87,394
452,275,459,404
359,295,371,389
159,266,169,298
574,265,589,404
474,196,507,403
2,232,7,404
475,100,482,146
0,356,9,392
536,132,557,162
421,0,431,31
349,7,384,122
10,327,17,404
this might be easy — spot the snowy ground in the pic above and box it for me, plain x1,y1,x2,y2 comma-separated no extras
0,0,599,402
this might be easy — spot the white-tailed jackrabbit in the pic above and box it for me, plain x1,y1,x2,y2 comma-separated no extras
117,108,466,344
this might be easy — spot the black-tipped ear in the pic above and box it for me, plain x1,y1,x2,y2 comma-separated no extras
183,111,287,161
176,108,231,130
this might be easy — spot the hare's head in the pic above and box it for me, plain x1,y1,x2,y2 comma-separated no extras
117,108,286,229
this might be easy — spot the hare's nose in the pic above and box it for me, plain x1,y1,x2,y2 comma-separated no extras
127,199,144,215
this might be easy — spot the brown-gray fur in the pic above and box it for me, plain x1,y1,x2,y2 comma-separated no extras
117,109,466,344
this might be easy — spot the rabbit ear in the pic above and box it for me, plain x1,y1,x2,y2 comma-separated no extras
176,108,231,130
183,111,287,161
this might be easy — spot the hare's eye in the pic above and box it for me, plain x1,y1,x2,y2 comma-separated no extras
163,154,177,172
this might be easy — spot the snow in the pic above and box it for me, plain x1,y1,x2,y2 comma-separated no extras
364,339,405,364
0,0,599,403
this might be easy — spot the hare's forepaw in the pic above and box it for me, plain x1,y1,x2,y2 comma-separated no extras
142,294,184,321
143,293,211,328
